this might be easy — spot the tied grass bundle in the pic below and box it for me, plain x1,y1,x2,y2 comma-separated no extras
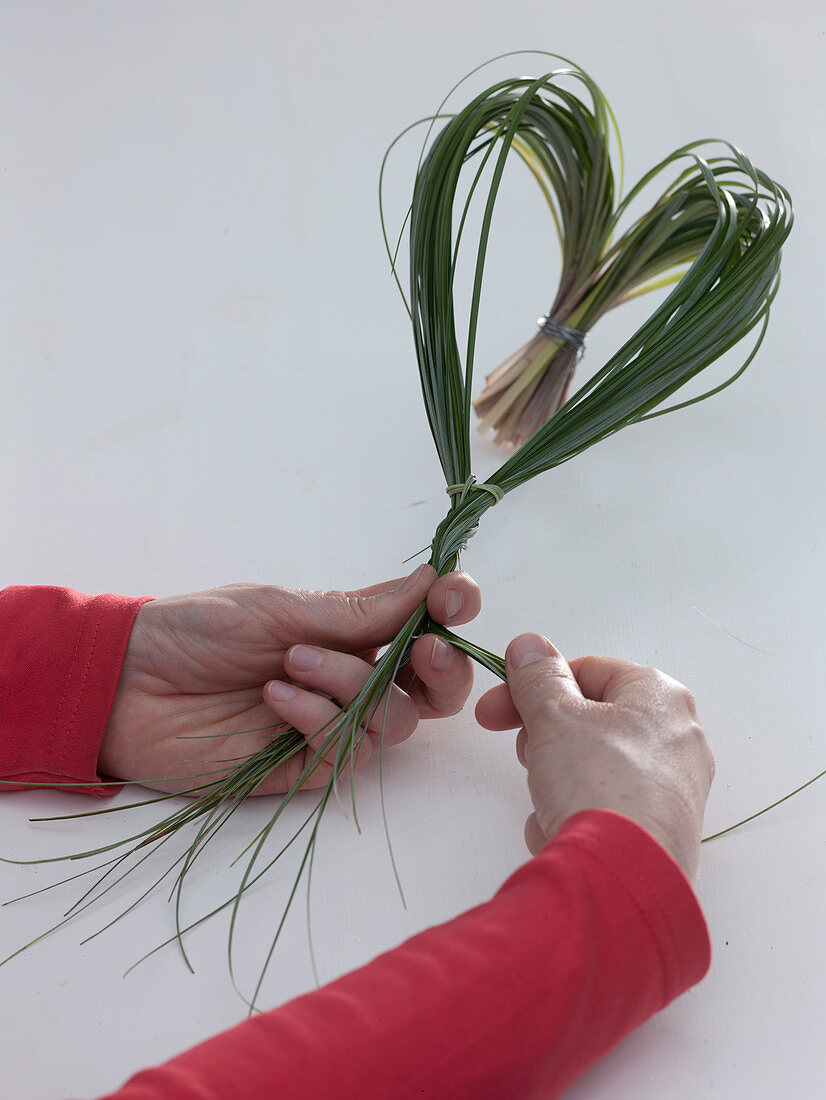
466,67,778,448
2,55,792,1011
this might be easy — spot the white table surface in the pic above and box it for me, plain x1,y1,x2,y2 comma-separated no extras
2,2,825,1097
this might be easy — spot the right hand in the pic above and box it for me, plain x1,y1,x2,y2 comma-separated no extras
475,634,715,881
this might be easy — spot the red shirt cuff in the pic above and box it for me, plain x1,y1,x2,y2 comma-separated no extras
546,809,711,1005
0,585,154,796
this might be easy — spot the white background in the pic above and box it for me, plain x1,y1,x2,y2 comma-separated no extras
1,2,825,1097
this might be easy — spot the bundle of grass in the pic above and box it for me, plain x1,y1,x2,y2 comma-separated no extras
466,65,783,448
2,54,792,1011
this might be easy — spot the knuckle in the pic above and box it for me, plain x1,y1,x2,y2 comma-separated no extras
332,589,373,633
421,656,473,716
401,695,420,734
695,726,715,779
215,581,258,593
426,687,462,718
707,747,717,783
244,585,304,634
521,663,565,694
515,727,528,766
380,691,418,740
643,667,671,692
641,669,696,712
678,683,698,712
437,701,462,718
345,592,374,628
660,672,694,706
527,673,576,715
451,662,474,702
431,667,472,717
576,654,603,674
684,720,714,779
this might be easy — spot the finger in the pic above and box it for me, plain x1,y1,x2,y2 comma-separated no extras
426,570,482,628
524,812,549,856
254,735,373,796
567,654,670,705
283,644,418,747
286,564,438,653
406,634,474,719
505,634,583,729
475,683,522,730
515,726,528,768
263,680,363,768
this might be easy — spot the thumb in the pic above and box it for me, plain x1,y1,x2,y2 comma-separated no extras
294,564,437,652
505,634,583,730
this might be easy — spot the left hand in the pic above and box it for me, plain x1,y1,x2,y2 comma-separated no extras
100,565,480,795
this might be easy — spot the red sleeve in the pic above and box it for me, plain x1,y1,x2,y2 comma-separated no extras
0,584,711,1097
100,810,711,1100
0,585,153,796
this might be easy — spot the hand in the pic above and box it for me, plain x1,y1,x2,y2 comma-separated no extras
475,634,715,880
101,565,480,795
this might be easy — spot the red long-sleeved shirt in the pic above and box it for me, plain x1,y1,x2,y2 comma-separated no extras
0,585,711,1099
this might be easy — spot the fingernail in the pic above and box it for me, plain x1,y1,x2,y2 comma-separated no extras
290,645,323,671
268,680,297,702
394,564,426,595
508,634,554,670
430,636,453,670
445,587,463,619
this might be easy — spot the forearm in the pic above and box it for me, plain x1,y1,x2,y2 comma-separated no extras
100,810,710,1100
